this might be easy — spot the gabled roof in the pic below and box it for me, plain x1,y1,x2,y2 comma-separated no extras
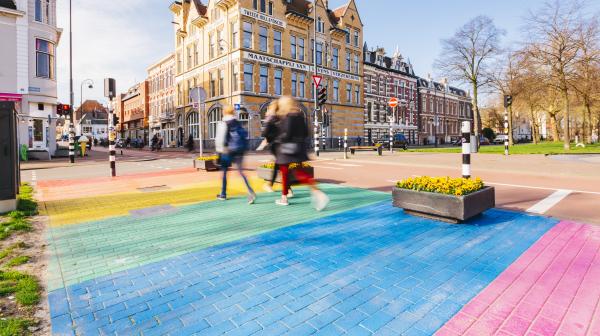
192,0,207,16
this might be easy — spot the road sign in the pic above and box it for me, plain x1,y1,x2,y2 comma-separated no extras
234,104,241,111
388,97,399,108
312,75,323,88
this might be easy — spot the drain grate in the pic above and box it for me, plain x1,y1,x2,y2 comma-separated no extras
130,205,178,218
137,185,170,193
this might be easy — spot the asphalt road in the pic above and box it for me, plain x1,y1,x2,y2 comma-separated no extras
21,148,600,225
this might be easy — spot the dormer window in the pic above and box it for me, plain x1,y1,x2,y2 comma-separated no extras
317,17,323,33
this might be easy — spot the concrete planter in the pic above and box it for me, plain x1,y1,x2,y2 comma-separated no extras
392,186,495,223
256,166,314,184
194,158,219,171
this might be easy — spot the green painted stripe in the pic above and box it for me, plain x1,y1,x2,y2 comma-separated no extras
48,184,388,290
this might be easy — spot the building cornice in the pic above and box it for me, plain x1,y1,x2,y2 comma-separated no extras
0,7,25,17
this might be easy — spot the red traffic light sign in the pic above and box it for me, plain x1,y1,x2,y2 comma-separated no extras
388,97,399,108
312,75,322,88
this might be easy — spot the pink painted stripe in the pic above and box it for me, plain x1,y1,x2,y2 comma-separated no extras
437,221,600,336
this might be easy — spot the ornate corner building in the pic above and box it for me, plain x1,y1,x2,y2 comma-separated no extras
169,0,364,147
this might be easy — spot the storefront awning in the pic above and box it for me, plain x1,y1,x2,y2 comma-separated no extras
0,93,22,102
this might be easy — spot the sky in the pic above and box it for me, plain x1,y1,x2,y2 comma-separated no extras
55,0,600,107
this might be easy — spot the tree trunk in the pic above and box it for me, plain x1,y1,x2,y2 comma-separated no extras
584,101,593,143
561,88,571,150
507,105,514,146
550,112,560,142
472,84,480,137
529,106,538,145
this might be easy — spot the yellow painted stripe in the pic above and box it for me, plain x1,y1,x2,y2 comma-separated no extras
43,177,268,227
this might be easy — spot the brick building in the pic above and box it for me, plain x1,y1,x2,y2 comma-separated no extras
147,53,176,147
417,76,472,145
363,46,418,144
116,82,149,142
170,0,364,147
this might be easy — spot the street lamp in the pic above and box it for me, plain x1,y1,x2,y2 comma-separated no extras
80,79,94,110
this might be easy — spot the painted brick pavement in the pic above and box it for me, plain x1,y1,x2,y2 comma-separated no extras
48,196,559,335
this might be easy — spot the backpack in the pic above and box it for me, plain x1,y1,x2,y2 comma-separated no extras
227,121,248,153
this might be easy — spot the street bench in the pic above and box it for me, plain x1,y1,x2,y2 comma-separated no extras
349,146,383,156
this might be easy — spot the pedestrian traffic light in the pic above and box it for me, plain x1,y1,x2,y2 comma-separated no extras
57,104,71,117
318,87,327,107
504,95,513,108
113,115,120,126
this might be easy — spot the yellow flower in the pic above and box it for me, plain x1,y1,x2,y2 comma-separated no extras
396,176,484,196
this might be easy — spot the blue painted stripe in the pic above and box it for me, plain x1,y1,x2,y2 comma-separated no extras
50,202,557,335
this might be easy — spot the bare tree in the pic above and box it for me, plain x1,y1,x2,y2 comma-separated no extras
435,16,505,139
488,50,525,145
524,0,588,150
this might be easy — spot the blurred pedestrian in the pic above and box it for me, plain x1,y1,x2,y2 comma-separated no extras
215,105,256,204
357,136,362,146
151,134,158,151
274,96,328,210
259,100,292,196
157,135,163,151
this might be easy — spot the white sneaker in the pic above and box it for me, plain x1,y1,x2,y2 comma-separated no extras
247,192,256,205
276,196,289,206
287,189,294,198
312,191,329,211
263,185,274,193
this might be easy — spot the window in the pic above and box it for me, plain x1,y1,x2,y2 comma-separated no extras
253,0,257,10
209,34,215,59
316,43,323,66
209,73,216,97
187,112,199,139
259,66,268,93
260,0,266,13
346,83,352,102
332,48,339,69
354,54,359,74
290,35,296,59
274,69,282,95
298,38,305,61
231,22,239,49
217,30,223,55
187,46,192,68
238,112,249,133
194,43,199,66
244,63,253,91
367,102,372,121
243,22,252,49
317,17,323,33
268,1,273,15
354,30,359,47
345,29,350,44
355,85,360,104
299,74,305,98
345,52,351,72
219,70,225,96
208,107,222,139
259,26,268,52
333,80,339,102
33,120,43,142
35,0,42,22
273,31,282,56
36,39,55,79
232,64,239,92
291,73,297,97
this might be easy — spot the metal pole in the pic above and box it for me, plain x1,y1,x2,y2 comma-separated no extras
109,99,116,177
344,128,348,159
504,108,509,156
199,101,204,157
68,0,75,163
313,2,319,157
389,108,393,153
461,121,471,179
338,136,341,151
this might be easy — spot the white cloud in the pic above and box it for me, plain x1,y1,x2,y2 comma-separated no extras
56,0,174,107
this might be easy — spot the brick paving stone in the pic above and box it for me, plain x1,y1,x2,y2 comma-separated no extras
48,196,559,335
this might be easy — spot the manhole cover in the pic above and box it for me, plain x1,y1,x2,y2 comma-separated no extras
137,185,170,192
130,205,178,218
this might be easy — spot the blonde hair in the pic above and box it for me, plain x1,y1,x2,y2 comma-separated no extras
223,105,235,116
277,96,299,116
266,100,279,117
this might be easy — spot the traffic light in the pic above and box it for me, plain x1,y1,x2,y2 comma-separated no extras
504,95,513,108
57,104,71,117
318,87,327,107
113,115,120,126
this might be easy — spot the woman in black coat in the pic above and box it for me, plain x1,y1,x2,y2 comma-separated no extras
274,96,328,210
261,101,292,196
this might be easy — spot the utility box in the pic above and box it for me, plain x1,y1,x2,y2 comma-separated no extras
0,102,19,213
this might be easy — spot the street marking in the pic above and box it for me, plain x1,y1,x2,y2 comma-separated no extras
526,189,572,214
327,163,362,167
486,182,600,196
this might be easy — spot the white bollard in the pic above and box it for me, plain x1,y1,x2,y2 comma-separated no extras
461,121,471,179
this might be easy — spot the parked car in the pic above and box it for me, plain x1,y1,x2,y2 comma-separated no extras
480,136,491,146
493,135,508,144
375,134,409,150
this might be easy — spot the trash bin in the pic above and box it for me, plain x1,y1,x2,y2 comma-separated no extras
20,144,28,161
0,101,18,213
470,135,478,153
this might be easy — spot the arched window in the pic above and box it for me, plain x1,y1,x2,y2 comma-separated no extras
238,111,249,137
208,106,222,139
177,114,183,127
187,112,199,139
